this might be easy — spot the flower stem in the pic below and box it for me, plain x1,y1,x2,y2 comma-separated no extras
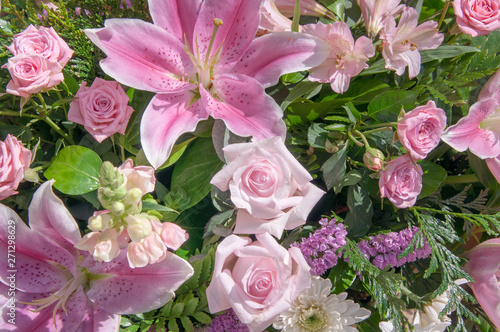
358,122,397,130
438,0,450,29
362,127,394,135
43,116,76,145
443,174,479,185
0,111,41,119
400,285,422,303
291,0,301,32
353,130,370,148
348,130,364,146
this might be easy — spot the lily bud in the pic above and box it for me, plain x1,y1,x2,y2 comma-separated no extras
363,147,385,172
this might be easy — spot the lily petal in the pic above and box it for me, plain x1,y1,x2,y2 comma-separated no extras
28,180,81,253
232,31,329,87
201,74,286,140
76,300,121,332
148,0,201,44
82,250,193,314
85,19,195,93
0,204,77,290
194,0,261,66
10,286,88,332
140,91,208,169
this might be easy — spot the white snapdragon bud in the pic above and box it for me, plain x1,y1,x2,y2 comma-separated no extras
124,214,153,242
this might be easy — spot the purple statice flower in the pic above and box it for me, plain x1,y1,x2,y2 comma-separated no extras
357,226,432,270
206,309,249,332
291,217,348,276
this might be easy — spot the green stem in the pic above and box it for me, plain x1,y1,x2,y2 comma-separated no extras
348,130,364,146
353,130,370,148
291,0,301,32
400,285,422,304
0,111,40,119
438,0,450,29
362,127,394,135
36,93,47,114
443,174,479,185
43,117,76,145
359,122,397,130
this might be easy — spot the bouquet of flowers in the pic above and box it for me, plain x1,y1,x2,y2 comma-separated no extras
2,0,500,331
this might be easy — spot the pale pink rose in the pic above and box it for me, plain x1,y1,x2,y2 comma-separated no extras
379,154,423,208
363,147,385,171
397,101,447,160
463,238,500,330
303,21,375,94
2,53,64,98
8,24,73,67
206,233,311,332
0,134,32,200
453,0,500,37
68,78,134,143
380,7,444,78
118,158,156,194
210,137,325,238
357,0,404,38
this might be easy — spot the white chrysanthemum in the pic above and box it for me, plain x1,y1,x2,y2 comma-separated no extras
273,276,371,332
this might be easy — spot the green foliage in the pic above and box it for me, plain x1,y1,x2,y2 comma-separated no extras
44,145,102,195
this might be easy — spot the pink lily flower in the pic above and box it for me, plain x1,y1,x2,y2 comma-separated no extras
380,7,443,79
357,0,405,38
441,69,500,160
0,181,193,331
463,238,500,330
258,0,293,35
273,0,334,19
85,0,329,168
303,21,375,94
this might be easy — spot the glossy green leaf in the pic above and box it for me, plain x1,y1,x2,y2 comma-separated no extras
328,259,356,293
321,145,347,190
367,90,418,122
344,184,373,237
417,161,448,200
44,145,102,195
171,138,223,211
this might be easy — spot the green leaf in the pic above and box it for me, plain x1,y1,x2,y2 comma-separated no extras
328,259,357,293
44,146,103,195
170,302,185,318
203,209,235,238
367,90,418,122
308,123,330,149
170,138,223,211
321,145,347,190
417,161,447,200
159,137,196,169
282,81,322,110
184,297,199,316
344,185,373,237
167,319,179,332
419,45,480,63
192,312,212,324
333,169,362,194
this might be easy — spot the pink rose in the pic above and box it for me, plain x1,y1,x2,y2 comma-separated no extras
453,0,500,37
463,238,500,329
363,147,385,171
397,101,447,160
206,233,311,332
0,134,32,200
379,154,423,208
210,137,325,238
118,158,156,194
2,54,64,98
68,78,134,143
8,24,73,67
